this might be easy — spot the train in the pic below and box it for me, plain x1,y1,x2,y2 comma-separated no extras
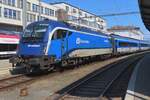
0,30,19,58
9,19,150,74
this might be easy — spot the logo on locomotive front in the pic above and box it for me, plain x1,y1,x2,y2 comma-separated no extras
76,38,90,45
27,44,41,47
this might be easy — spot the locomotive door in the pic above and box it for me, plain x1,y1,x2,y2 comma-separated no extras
60,30,68,59
51,29,68,59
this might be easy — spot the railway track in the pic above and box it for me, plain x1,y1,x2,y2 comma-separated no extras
54,54,145,100
0,75,33,90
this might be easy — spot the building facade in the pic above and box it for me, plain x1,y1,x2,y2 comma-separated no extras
0,1,106,33
52,2,107,32
108,26,144,40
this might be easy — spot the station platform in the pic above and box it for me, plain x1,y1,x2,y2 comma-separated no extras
125,53,150,100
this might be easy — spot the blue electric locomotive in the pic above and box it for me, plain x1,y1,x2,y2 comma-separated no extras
10,20,113,73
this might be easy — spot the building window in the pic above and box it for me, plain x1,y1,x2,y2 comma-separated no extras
37,16,47,21
3,0,15,6
27,13,36,22
85,13,87,17
4,8,9,18
50,9,54,16
66,6,69,12
45,8,54,16
12,10,16,19
79,11,82,16
45,8,49,15
40,6,44,14
27,2,31,11
16,10,20,20
12,0,15,6
8,9,13,18
4,8,20,20
17,0,23,8
32,4,36,12
32,4,39,12
73,8,76,13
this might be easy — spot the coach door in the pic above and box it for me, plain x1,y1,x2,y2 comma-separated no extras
111,37,117,54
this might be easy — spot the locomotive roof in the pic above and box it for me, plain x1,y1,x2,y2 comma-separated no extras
31,19,110,37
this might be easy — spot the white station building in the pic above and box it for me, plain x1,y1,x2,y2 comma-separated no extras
0,0,107,33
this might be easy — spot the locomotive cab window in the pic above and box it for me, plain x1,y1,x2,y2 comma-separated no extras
22,22,49,42
52,29,67,40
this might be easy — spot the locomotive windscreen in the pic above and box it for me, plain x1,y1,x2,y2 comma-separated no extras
22,22,49,42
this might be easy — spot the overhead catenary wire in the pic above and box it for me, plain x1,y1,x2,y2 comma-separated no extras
64,11,140,22
98,11,140,17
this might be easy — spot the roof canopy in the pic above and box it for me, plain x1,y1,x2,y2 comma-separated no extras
139,0,150,31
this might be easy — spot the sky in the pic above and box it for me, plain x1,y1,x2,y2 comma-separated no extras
43,0,150,41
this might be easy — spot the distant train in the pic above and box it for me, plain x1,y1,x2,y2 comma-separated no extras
0,30,19,58
9,20,150,74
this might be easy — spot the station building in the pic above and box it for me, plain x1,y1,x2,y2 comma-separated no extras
107,26,144,40
0,0,107,33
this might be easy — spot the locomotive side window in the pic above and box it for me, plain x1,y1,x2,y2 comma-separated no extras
68,31,72,36
52,29,67,40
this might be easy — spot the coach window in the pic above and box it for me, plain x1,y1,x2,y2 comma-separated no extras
142,44,148,47
129,43,137,47
52,29,67,40
119,42,128,47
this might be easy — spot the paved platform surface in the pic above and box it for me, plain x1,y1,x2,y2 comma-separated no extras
125,53,150,100
0,59,11,77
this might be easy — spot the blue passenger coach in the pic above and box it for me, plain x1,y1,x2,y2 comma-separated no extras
139,40,150,50
111,34,140,54
10,20,112,73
